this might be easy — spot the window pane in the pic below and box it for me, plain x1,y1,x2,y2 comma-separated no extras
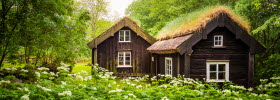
125,57,130,65
218,64,225,71
125,31,130,41
218,36,222,40
120,31,124,41
215,37,219,40
119,52,124,56
119,57,123,65
210,64,216,71
218,72,225,80
210,72,216,79
125,52,130,56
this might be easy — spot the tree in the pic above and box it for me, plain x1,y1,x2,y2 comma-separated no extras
126,0,239,37
0,0,91,67
234,0,280,56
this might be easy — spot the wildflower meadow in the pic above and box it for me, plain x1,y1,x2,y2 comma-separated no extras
0,63,279,100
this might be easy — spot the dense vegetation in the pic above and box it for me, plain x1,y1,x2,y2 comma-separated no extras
0,0,279,99
0,64,279,99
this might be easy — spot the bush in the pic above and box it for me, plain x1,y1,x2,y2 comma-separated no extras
0,63,279,99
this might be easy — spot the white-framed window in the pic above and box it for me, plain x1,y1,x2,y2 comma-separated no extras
119,30,131,42
117,51,131,67
206,61,229,82
214,35,223,46
165,57,172,76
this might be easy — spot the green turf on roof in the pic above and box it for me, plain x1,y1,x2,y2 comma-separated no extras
156,5,250,40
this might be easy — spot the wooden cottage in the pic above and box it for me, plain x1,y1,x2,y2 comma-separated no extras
87,17,156,76
147,7,264,87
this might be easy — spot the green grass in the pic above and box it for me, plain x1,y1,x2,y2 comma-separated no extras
71,62,92,75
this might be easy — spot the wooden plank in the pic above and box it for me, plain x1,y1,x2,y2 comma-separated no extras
177,54,180,76
184,53,190,78
248,53,254,87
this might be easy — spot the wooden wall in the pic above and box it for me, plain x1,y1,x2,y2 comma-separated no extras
95,27,152,76
190,27,250,86
153,53,181,77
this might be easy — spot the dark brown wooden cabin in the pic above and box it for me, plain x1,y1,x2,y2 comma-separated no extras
87,17,156,76
147,10,264,87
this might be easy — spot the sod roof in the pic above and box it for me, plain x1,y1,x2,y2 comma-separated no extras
156,6,250,40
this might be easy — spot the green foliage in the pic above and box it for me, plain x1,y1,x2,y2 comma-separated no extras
234,0,280,54
255,54,280,81
0,64,280,99
126,0,239,37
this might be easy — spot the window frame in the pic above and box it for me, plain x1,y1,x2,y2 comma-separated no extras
119,30,131,42
213,35,223,47
165,57,172,77
206,61,229,82
117,51,132,67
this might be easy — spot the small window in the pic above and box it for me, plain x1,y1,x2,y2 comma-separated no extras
214,35,223,46
165,57,172,76
206,61,229,82
119,30,131,42
118,51,131,67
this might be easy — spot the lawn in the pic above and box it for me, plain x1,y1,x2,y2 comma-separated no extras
71,62,92,75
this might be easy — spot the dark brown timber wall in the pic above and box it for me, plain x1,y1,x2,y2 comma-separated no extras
190,27,249,86
153,53,183,77
95,27,151,76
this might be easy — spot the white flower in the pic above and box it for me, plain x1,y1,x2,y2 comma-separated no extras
11,68,17,71
124,95,128,99
136,85,143,89
0,80,11,84
35,72,40,78
159,85,168,88
247,88,253,92
259,94,269,97
81,70,87,74
37,67,49,71
222,89,231,93
250,93,258,96
108,89,123,93
42,71,48,74
21,69,29,73
20,87,29,92
128,93,136,98
161,96,169,100
270,76,280,80
58,91,72,96
91,87,97,90
260,79,268,82
229,85,246,90
50,72,56,76
20,94,29,100
37,85,52,92
234,98,243,100
61,81,66,85
5,68,11,71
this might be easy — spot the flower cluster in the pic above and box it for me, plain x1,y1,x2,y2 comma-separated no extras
36,85,52,92
58,91,72,96
108,89,123,93
0,80,11,84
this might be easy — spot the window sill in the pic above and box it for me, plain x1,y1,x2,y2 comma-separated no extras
118,41,131,43
117,66,132,68
207,79,229,82
212,46,226,48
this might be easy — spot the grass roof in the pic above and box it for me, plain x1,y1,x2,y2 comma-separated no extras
156,5,250,40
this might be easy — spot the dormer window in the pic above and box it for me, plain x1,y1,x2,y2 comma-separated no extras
119,30,131,42
214,35,223,46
